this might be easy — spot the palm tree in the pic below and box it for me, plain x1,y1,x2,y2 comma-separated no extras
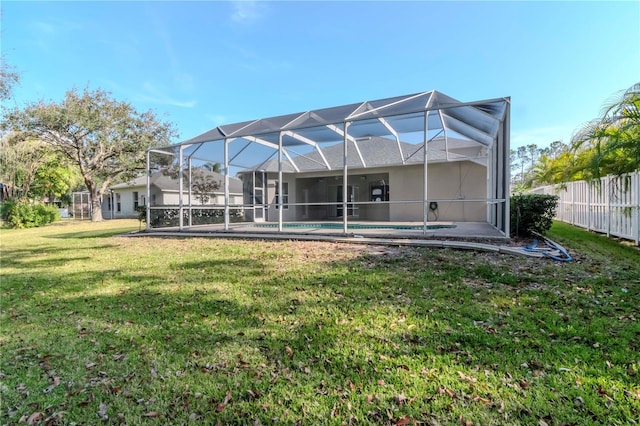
571,83,640,180
202,162,222,173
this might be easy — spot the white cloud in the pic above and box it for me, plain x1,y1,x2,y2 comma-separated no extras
230,1,266,25
205,114,229,126
134,81,197,108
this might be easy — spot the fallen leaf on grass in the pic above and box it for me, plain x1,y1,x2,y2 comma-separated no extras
439,387,456,398
285,346,294,359
395,415,415,425
78,393,94,407
43,384,57,394
215,390,232,411
98,402,108,421
394,393,407,405
26,412,44,425
113,353,126,361
459,416,473,426
597,386,614,401
472,395,492,404
143,412,160,418
458,371,477,383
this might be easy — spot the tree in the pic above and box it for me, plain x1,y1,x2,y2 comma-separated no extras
0,58,19,102
2,88,177,221
526,144,539,171
191,169,221,205
0,134,48,199
30,155,82,202
202,162,222,173
1,132,83,205
516,145,529,184
571,83,640,180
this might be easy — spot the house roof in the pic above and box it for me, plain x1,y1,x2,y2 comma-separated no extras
180,91,508,147
111,170,243,193
242,136,486,173
148,90,508,176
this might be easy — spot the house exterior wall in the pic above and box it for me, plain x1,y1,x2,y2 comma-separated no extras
101,187,144,219
155,191,242,206
257,161,487,223
103,186,243,219
388,161,486,222
265,174,296,221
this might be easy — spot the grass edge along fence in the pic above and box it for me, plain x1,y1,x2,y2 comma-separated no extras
530,171,640,245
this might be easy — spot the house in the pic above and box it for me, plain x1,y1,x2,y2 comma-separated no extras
145,90,511,236
237,135,488,223
102,170,243,219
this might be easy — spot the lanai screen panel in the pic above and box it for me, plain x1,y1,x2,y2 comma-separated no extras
146,90,510,234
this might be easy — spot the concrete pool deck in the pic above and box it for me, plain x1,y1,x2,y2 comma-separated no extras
126,221,574,260
137,221,508,242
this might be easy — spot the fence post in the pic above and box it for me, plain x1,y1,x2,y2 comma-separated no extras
571,181,575,225
605,176,611,237
635,171,640,246
587,181,591,232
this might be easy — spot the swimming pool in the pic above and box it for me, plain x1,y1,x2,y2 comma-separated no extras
246,223,456,231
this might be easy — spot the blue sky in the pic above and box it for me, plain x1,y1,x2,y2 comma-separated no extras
2,1,639,150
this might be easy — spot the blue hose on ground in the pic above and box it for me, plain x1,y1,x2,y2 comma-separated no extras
529,231,573,262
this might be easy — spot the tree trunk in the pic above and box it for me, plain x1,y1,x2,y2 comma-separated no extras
91,194,103,222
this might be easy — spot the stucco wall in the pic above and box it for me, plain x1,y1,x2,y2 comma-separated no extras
101,188,142,219
155,192,242,206
266,174,296,221
256,161,487,223
389,161,486,222
103,187,243,219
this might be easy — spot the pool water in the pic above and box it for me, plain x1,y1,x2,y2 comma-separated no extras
247,223,455,231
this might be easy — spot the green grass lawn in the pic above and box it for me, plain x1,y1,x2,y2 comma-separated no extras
1,220,638,425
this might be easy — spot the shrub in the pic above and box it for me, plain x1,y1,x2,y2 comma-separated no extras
1,199,60,228
510,194,559,238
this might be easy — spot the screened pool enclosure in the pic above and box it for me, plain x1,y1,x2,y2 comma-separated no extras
145,91,511,237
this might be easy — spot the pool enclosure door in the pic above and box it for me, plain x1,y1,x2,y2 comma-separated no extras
335,185,359,218
243,171,267,222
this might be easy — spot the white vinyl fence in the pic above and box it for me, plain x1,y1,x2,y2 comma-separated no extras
530,171,640,245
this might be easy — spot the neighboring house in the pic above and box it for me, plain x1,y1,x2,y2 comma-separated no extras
102,170,243,219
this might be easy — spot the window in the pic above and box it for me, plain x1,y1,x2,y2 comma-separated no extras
116,193,121,212
370,183,389,202
275,182,289,209
133,192,139,209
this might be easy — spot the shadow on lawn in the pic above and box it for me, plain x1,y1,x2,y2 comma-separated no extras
44,228,138,239
0,246,101,269
2,242,637,424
